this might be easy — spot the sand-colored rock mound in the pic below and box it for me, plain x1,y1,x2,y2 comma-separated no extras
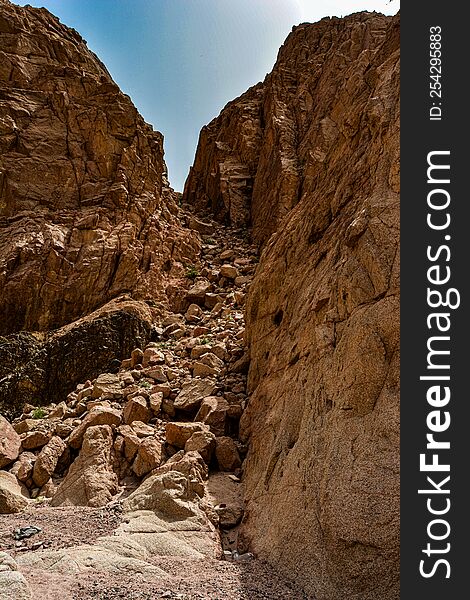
186,11,400,600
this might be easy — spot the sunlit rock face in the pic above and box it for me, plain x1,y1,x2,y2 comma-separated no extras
0,0,198,335
187,11,400,600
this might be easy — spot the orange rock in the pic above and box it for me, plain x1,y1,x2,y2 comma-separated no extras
0,415,21,468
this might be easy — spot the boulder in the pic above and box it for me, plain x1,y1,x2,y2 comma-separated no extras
215,437,242,471
142,347,165,368
0,471,29,514
51,425,118,507
32,436,67,487
192,362,219,378
132,438,163,477
189,217,214,235
92,373,122,400
0,416,21,468
220,264,238,280
149,392,163,414
145,366,167,383
48,401,67,419
20,430,51,451
125,451,208,516
185,303,203,323
131,421,155,438
165,422,209,449
130,348,144,367
123,396,150,425
173,379,216,413
204,293,224,310
184,430,216,464
10,452,36,483
68,406,122,449
186,280,212,305
13,419,37,435
195,396,229,437
199,353,224,370
117,425,141,462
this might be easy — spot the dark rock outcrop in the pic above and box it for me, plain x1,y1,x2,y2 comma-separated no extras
0,299,154,418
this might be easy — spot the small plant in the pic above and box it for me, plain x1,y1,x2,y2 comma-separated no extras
185,265,199,280
139,380,151,389
31,407,46,419
200,337,210,345
205,237,216,245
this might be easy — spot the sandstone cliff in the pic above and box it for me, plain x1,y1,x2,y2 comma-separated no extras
185,12,400,600
0,0,198,335
0,0,198,412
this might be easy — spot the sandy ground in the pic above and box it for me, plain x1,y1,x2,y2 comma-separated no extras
0,503,123,557
0,504,310,599
68,557,310,600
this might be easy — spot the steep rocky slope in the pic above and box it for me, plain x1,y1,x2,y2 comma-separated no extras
0,0,199,412
0,0,198,334
185,12,400,600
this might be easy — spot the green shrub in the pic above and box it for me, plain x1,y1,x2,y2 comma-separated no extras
32,407,46,419
185,265,199,280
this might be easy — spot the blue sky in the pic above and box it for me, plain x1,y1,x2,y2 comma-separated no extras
14,0,399,190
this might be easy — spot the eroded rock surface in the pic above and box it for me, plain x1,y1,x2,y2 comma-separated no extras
186,11,400,600
0,0,198,336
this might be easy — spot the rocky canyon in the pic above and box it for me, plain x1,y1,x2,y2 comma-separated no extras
0,1,400,599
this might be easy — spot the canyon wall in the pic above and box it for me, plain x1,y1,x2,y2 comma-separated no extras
185,12,400,600
0,0,198,336
0,0,198,412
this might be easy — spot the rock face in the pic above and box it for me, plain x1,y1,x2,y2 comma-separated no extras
0,0,198,336
186,12,400,600
0,0,200,415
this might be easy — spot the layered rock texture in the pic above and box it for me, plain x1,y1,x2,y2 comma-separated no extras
186,11,400,600
0,0,198,411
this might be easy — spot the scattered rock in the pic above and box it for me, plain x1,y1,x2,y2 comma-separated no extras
0,416,21,469
32,436,67,487
215,437,242,471
0,472,29,514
